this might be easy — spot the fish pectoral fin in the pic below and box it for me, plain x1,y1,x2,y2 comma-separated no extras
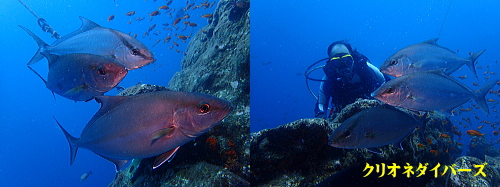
365,148,382,154
153,146,180,169
95,153,129,172
407,94,425,103
65,84,88,96
150,127,175,146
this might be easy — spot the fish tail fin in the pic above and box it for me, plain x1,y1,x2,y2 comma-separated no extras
18,25,48,65
53,116,79,165
474,79,498,114
466,49,486,80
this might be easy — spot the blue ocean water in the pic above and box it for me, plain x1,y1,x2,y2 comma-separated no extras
251,0,500,155
0,0,214,186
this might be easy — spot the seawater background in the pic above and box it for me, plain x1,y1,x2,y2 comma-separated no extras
0,0,214,186
251,0,500,154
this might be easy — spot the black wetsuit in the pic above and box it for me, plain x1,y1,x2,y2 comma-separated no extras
316,51,385,115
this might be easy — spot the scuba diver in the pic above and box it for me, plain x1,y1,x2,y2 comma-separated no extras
310,40,389,118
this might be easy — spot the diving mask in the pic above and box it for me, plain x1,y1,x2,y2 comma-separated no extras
329,53,355,82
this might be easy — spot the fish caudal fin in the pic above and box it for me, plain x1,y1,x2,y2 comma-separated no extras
466,49,486,80
474,79,498,114
18,25,49,65
53,116,79,165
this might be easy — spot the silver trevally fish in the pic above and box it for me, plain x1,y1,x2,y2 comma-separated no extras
19,16,155,70
372,69,498,115
28,53,128,101
328,104,422,154
379,38,485,79
56,91,233,171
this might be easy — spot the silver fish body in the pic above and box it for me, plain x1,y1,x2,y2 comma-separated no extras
34,53,128,101
328,105,421,153
56,91,232,170
380,38,485,78
20,17,155,70
372,69,497,114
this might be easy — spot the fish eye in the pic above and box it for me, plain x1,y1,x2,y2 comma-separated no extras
385,88,395,94
97,67,107,75
390,60,398,65
198,103,211,113
342,130,351,138
131,48,140,55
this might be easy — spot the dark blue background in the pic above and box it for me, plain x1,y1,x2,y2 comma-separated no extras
0,0,214,186
251,0,500,155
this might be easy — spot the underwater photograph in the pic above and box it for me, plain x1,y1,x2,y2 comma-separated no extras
251,0,500,186
1,0,248,186
2,0,500,186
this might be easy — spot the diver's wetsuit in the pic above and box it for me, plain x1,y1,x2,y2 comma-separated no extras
316,51,386,116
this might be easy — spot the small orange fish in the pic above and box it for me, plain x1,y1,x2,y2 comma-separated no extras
477,65,483,69
493,131,499,136
177,35,188,40
491,72,497,75
458,75,468,80
456,142,463,146
126,11,136,16
172,42,179,46
473,82,479,86
158,6,169,10
183,14,191,19
430,150,438,156
426,138,432,144
478,125,483,130
202,14,213,18
188,23,197,27
488,99,497,102
107,15,115,21
466,130,485,137
150,10,160,17
173,18,182,26
417,143,426,148
439,133,450,138
459,108,472,112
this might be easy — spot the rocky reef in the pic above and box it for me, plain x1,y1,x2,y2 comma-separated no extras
108,0,250,186
250,99,464,186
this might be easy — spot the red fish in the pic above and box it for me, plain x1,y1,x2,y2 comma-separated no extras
107,15,115,21
173,18,182,26
150,10,160,17
125,11,136,16
202,14,212,18
466,130,485,137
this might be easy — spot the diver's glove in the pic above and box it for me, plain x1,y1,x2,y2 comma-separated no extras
315,111,326,118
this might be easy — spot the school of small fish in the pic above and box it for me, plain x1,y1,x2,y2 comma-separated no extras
106,0,220,56
329,38,499,154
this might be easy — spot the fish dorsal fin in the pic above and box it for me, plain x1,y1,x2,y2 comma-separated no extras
51,16,102,46
95,153,129,172
83,96,128,132
422,38,439,45
153,146,180,169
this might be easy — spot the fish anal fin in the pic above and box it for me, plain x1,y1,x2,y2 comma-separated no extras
153,146,180,169
95,153,129,172
365,148,382,154
150,127,175,146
